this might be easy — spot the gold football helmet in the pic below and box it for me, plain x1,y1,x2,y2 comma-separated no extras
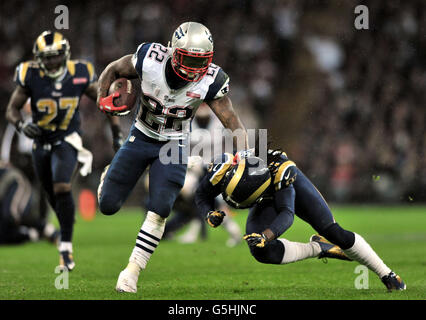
33,30,70,78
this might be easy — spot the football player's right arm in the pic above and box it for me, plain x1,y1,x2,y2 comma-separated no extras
6,86,41,138
195,175,225,228
96,54,138,110
6,86,29,129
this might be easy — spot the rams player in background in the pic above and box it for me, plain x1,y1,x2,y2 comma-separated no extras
97,22,247,293
195,149,406,291
5,31,123,271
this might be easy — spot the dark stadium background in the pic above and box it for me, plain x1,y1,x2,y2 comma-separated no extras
0,0,424,205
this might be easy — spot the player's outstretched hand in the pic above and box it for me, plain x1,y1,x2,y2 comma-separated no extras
99,92,130,116
18,121,42,138
206,210,226,228
243,233,267,248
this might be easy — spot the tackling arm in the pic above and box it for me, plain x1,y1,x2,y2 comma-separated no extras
244,186,295,248
195,177,218,216
206,96,248,150
264,186,296,241
195,175,225,228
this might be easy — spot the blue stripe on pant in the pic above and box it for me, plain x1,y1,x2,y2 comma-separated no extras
99,126,187,218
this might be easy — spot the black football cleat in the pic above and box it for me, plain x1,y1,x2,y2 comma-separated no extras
381,271,406,291
310,234,352,261
59,251,75,272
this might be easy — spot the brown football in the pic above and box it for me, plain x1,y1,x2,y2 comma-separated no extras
108,78,139,110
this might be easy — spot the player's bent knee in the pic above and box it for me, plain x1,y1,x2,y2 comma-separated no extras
320,223,355,250
249,243,283,265
98,195,122,215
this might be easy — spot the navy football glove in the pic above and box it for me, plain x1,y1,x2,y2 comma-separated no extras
206,210,226,228
243,233,267,248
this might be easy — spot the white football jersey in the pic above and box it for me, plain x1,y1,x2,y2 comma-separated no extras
131,42,230,141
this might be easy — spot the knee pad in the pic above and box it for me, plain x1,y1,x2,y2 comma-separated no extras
248,240,284,264
320,223,355,250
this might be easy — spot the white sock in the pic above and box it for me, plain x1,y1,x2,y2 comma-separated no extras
59,241,73,253
279,238,321,264
129,211,166,270
343,233,391,278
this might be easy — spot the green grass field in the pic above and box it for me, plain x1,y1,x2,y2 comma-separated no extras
0,205,425,300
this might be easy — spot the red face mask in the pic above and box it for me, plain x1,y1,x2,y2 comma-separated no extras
172,48,213,82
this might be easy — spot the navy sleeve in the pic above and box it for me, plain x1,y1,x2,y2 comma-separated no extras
195,152,234,216
195,174,222,217
269,186,296,238
205,68,229,101
132,42,151,79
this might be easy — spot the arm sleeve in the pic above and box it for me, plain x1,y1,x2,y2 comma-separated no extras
195,175,222,216
268,185,296,238
131,42,151,79
195,153,233,215
205,68,230,101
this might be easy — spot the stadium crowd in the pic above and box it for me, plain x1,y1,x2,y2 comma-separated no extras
0,0,424,202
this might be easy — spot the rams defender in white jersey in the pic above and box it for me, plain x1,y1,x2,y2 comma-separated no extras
97,22,248,293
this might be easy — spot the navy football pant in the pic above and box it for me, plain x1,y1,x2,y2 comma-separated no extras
246,168,355,264
99,127,187,218
32,140,77,242
32,140,77,205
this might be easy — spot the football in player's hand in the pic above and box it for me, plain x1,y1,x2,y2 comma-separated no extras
108,78,139,111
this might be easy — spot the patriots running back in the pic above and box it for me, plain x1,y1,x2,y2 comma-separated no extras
96,22,248,293
5,30,122,271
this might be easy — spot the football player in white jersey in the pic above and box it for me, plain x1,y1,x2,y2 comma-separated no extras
96,22,248,293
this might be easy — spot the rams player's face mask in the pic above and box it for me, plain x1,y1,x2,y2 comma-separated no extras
40,53,66,78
